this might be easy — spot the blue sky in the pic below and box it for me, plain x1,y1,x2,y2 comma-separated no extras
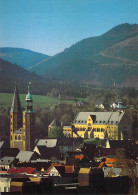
0,0,137,55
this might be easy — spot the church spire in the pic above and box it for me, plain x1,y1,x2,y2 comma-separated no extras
10,82,21,113
25,82,33,111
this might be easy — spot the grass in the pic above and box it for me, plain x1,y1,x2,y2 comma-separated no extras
0,93,76,109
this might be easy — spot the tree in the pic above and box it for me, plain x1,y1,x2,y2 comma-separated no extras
61,114,73,125
48,127,64,138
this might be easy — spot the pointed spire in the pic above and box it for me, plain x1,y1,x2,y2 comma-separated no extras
10,82,21,113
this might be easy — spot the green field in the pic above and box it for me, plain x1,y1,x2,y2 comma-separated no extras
0,93,76,109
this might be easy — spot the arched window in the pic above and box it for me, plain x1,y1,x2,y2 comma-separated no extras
15,135,17,140
11,135,12,140
18,135,21,140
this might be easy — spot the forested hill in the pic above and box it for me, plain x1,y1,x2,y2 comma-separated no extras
0,58,46,93
0,47,50,70
29,23,138,87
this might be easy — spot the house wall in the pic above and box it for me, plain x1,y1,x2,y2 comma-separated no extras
59,146,73,154
0,177,11,193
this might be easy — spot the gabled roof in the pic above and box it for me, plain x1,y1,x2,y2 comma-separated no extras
37,146,61,160
49,119,57,127
13,128,23,134
8,167,36,174
37,139,57,147
10,85,21,113
94,148,117,157
0,157,15,165
0,141,5,148
16,151,34,162
57,138,73,146
79,168,90,174
44,164,74,176
0,148,20,159
74,111,125,125
74,155,84,161
107,140,135,148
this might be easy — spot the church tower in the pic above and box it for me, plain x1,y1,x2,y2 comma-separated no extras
22,83,35,151
10,83,22,148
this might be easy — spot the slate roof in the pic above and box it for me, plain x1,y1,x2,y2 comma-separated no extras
0,157,15,165
37,139,57,147
0,148,20,159
63,126,71,128
57,138,73,146
37,146,61,160
74,111,125,125
0,141,5,148
107,140,135,148
37,138,73,147
13,128,23,134
10,85,21,113
49,119,57,127
16,151,34,162
94,148,117,157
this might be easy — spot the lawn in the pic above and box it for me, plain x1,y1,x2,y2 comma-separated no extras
0,93,75,109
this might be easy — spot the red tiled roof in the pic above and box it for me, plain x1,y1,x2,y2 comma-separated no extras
65,165,74,173
44,164,74,175
74,155,84,161
98,158,134,168
8,167,36,174
98,162,105,168
0,171,7,174
44,163,62,175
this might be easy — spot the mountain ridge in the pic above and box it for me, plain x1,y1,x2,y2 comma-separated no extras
0,47,50,70
28,23,138,87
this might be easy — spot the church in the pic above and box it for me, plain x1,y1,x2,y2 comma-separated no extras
10,83,35,151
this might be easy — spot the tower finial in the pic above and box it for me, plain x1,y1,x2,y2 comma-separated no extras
28,82,31,93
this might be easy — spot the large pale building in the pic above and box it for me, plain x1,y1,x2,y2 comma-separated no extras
63,111,132,140
10,84,35,151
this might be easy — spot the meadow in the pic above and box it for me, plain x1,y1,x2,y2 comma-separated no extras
0,93,76,109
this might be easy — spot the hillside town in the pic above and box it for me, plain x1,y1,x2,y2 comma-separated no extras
0,84,137,194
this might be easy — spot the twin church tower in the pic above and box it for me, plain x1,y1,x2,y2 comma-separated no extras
10,83,35,151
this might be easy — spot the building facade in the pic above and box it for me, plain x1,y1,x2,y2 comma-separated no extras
10,84,35,151
63,112,132,140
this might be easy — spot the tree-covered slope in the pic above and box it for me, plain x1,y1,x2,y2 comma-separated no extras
29,23,138,87
0,47,50,70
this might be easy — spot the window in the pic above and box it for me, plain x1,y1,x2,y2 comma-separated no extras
11,135,12,140
97,128,100,132
4,187,7,192
18,135,21,140
15,135,17,140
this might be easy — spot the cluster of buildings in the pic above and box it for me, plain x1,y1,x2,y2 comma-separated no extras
0,84,137,194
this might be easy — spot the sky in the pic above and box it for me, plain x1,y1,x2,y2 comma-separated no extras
0,0,138,56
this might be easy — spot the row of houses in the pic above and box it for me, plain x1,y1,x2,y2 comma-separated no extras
0,138,137,193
